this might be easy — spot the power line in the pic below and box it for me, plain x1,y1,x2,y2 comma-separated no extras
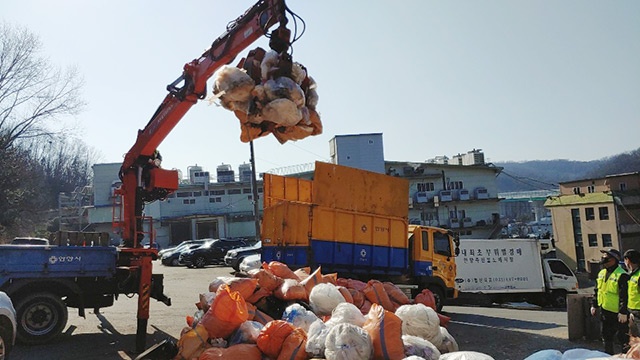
500,170,558,190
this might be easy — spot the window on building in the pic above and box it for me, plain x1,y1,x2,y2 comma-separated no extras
420,212,433,221
228,189,241,195
447,181,464,190
602,234,613,247
620,183,627,191
177,192,191,198
211,190,225,196
573,187,581,195
209,197,222,203
587,185,595,193
248,195,253,200
258,188,263,193
182,199,195,204
587,234,597,247
243,188,252,194
417,182,435,192
585,207,595,221
192,191,202,197
599,207,609,220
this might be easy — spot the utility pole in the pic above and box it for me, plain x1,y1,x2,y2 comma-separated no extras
249,141,261,241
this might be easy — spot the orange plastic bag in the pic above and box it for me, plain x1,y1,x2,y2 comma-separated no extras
265,261,298,280
360,299,372,315
300,266,323,297
294,267,311,281
253,308,275,326
251,268,283,292
246,302,256,321
414,289,437,311
345,278,367,291
349,289,365,309
321,273,338,285
200,284,249,339
363,280,394,311
438,312,451,327
209,277,258,300
199,343,262,360
256,320,295,358
337,286,354,304
277,327,307,360
273,279,308,301
363,304,405,360
383,282,411,305
246,287,272,304
175,324,209,360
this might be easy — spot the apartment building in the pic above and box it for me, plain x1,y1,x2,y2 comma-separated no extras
385,159,503,239
545,172,640,274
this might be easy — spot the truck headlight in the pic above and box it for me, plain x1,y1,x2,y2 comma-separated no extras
227,251,237,258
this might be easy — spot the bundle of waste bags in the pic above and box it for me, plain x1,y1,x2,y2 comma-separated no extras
173,261,497,360
211,48,322,144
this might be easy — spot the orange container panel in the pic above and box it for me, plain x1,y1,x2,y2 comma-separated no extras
263,173,313,208
261,201,311,247
312,161,409,218
373,216,408,248
311,205,407,247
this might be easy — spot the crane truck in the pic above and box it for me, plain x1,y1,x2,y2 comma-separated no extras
0,0,314,353
261,161,460,312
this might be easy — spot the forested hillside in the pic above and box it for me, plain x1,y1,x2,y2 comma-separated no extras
495,148,640,192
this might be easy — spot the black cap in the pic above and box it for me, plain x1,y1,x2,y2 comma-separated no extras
600,248,621,261
624,249,640,264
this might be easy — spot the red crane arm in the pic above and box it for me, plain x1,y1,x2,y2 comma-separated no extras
116,0,290,248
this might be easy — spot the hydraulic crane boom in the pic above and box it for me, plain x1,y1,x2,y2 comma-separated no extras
112,0,294,352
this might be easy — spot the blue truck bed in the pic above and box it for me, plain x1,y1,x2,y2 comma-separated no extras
0,245,118,288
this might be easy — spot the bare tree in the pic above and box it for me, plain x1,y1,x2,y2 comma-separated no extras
31,136,98,206
0,22,85,150
0,22,87,241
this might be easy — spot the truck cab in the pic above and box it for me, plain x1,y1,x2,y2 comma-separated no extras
542,258,579,307
408,225,459,309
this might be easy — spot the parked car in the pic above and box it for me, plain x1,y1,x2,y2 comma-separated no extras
238,253,261,274
10,237,49,246
0,291,16,359
180,238,249,268
224,241,262,271
161,240,211,266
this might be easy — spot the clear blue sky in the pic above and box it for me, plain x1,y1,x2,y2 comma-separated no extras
3,1,639,177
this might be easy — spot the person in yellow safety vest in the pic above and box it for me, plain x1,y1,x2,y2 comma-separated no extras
624,249,640,344
590,248,629,355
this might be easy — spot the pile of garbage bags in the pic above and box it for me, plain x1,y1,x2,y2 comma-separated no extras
211,48,322,144
172,262,497,360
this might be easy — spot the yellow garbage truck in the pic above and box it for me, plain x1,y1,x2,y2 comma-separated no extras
261,161,459,311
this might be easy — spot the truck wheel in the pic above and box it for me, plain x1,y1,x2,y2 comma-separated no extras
194,256,207,268
0,323,12,359
428,286,445,313
15,292,68,345
549,290,567,308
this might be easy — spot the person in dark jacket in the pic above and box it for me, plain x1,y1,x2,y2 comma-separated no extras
591,248,629,354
